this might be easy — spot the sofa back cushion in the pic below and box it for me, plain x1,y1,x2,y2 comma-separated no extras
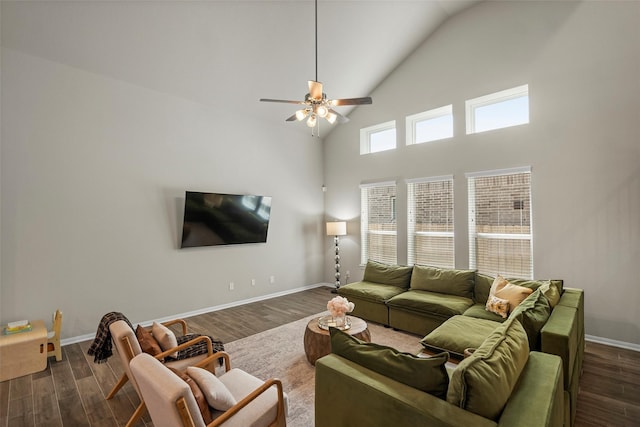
362,260,413,288
447,316,529,421
509,288,551,350
410,265,475,299
474,273,494,305
330,328,449,398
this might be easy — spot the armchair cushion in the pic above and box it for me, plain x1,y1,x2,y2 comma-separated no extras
169,367,213,424
152,321,178,358
330,327,449,398
187,366,237,411
135,325,162,356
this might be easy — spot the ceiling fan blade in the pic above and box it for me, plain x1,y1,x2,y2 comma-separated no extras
308,81,323,100
260,98,305,105
328,109,349,124
330,97,373,106
285,113,299,122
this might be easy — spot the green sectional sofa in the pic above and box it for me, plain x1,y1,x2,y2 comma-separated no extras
315,319,565,427
337,260,584,427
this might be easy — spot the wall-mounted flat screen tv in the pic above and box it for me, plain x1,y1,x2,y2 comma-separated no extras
181,191,272,248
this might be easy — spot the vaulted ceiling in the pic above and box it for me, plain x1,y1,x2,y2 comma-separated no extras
2,0,480,136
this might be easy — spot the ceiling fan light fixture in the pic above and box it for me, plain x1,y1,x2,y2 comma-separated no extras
326,111,338,124
316,104,328,118
295,109,309,121
306,114,317,128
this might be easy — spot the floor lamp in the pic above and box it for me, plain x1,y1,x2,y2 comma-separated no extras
326,221,347,293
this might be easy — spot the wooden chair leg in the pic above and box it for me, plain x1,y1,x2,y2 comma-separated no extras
106,373,129,400
125,401,147,427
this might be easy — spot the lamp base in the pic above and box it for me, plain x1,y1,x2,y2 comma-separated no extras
330,288,338,294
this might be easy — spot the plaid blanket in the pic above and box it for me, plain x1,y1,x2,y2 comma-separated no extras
166,333,225,361
87,312,133,364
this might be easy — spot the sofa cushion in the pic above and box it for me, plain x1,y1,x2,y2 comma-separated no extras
447,316,530,421
386,290,474,318
510,288,551,351
420,315,500,358
473,273,494,305
539,281,561,308
362,260,413,288
409,265,475,299
506,278,564,295
338,281,407,303
330,328,449,398
462,304,507,323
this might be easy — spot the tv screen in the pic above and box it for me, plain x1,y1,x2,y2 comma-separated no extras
180,191,272,248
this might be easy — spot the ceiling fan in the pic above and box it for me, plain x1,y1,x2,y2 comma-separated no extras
260,0,372,135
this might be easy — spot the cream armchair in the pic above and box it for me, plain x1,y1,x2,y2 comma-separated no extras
107,319,216,426
129,352,287,427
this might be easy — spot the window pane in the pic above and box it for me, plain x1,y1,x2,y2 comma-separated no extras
408,178,454,268
474,95,529,133
468,169,533,278
415,114,453,143
370,128,397,153
361,184,397,265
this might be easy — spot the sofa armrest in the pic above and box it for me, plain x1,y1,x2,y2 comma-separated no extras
541,305,579,389
315,354,496,427
499,352,564,427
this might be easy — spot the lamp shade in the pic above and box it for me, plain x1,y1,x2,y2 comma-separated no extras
326,221,347,236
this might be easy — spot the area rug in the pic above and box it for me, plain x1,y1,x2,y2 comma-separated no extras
223,312,426,427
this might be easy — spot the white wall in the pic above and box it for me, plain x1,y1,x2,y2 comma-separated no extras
324,1,640,346
1,35,325,337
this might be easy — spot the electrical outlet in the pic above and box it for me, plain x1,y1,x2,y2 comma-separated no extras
251,279,256,286
270,275,275,284
229,282,234,291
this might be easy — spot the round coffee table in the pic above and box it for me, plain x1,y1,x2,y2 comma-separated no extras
303,315,370,365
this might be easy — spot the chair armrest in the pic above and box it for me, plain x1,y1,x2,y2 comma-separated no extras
194,351,232,373
207,378,286,427
161,318,188,335
154,335,213,361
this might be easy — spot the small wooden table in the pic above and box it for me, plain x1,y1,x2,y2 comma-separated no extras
303,316,371,365
0,320,48,382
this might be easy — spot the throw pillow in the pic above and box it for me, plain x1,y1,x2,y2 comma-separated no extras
446,316,530,421
486,275,532,314
152,321,179,358
362,260,413,288
186,366,237,411
409,265,475,299
330,328,449,398
485,295,510,318
169,367,213,424
509,288,551,350
539,282,561,308
135,325,162,356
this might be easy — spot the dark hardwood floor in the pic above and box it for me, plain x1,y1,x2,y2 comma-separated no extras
1,286,638,426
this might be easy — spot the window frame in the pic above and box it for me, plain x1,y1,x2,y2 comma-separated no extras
465,84,529,135
466,166,533,278
360,120,397,155
406,175,455,268
406,105,453,146
360,181,398,265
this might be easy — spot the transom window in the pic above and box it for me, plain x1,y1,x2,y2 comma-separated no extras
360,181,397,265
360,121,396,154
466,85,529,134
406,105,453,145
407,176,454,268
467,167,533,278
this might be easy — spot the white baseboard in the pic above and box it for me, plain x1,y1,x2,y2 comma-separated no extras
585,334,640,352
62,282,331,347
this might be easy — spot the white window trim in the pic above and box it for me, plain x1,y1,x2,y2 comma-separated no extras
360,120,396,155
406,105,453,146
465,84,529,135
465,166,531,179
